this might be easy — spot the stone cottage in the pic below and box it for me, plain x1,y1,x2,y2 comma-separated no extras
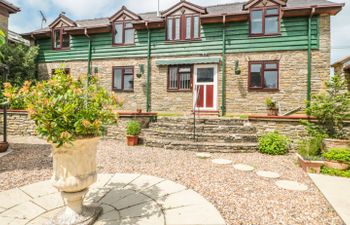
0,0,19,35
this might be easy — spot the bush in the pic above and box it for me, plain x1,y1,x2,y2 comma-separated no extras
126,121,141,136
265,97,276,109
297,135,323,160
258,131,290,155
25,68,121,147
322,148,350,163
320,166,350,178
2,81,31,109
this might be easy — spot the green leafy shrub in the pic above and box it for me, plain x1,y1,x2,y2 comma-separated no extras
320,167,350,178
2,81,31,109
322,148,350,163
297,135,323,160
25,68,121,147
258,131,290,155
265,97,276,109
126,121,141,136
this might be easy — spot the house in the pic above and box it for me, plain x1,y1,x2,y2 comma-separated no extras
0,0,20,35
332,55,350,91
23,0,344,116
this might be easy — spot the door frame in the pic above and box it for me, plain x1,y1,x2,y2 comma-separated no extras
193,64,218,111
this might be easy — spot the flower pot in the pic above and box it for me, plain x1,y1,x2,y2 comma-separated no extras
322,139,350,152
0,142,9,153
137,109,142,114
51,137,101,224
297,154,324,173
324,160,350,171
127,135,138,146
267,108,278,116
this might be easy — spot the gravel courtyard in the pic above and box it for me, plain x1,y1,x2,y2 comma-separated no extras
0,140,344,225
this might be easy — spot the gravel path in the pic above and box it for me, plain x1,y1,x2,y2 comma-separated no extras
0,140,344,225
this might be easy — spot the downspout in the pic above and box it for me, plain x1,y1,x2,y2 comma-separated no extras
307,7,315,111
146,22,151,112
31,34,39,80
85,28,92,83
221,15,227,116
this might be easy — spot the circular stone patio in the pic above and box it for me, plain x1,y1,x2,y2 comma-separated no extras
0,173,226,225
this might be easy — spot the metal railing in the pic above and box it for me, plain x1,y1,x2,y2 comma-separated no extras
1,101,8,143
193,85,201,142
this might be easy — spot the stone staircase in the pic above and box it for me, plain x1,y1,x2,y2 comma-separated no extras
142,117,258,153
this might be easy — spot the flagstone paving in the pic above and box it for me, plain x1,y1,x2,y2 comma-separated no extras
256,171,281,179
233,163,255,171
0,174,226,225
212,159,232,165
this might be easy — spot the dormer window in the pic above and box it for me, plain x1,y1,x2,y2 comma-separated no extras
52,28,70,50
250,7,280,36
113,21,135,45
167,15,200,41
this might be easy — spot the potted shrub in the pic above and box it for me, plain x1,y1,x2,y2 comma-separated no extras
258,131,290,155
24,69,120,223
297,136,324,173
265,97,278,116
126,120,141,146
322,148,350,171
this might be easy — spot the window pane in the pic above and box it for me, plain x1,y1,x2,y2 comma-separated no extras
114,23,123,44
251,10,263,34
125,29,134,44
264,71,278,89
124,74,134,90
175,18,180,40
265,16,278,34
167,18,173,40
179,67,191,73
62,33,70,48
124,22,133,29
124,68,133,74
265,63,277,69
54,30,60,48
169,67,178,89
113,68,122,89
250,64,262,88
179,73,191,90
186,17,191,39
266,8,278,15
193,16,199,39
197,68,214,83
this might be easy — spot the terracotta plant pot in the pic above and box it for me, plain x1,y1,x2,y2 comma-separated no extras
267,108,278,116
324,160,350,171
136,109,142,114
0,142,9,153
297,154,324,173
322,139,350,151
127,135,138,146
51,137,101,224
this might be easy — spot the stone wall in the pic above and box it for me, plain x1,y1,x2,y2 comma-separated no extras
0,8,9,34
0,111,36,136
333,63,350,91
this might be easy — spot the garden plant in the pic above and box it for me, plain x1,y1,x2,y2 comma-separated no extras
258,131,290,155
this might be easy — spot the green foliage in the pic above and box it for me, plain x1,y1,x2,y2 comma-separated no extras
0,29,6,47
2,81,31,109
25,68,121,147
258,131,290,155
303,75,350,139
321,166,350,178
265,97,276,109
322,148,350,163
297,135,324,160
126,121,141,136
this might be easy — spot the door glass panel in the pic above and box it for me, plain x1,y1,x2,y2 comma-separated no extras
264,71,278,89
113,68,122,89
250,64,262,88
197,68,214,83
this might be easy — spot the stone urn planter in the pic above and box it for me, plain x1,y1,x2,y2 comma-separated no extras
322,139,350,151
51,137,102,224
267,108,278,116
297,154,324,173
0,142,9,153
324,160,349,171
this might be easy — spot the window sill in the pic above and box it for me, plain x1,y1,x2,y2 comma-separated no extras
249,33,281,38
165,39,202,44
113,89,134,93
167,89,192,92
248,88,279,92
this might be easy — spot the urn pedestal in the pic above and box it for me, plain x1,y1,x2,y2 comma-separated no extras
51,137,102,225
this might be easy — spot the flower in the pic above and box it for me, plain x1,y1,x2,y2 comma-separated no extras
82,119,91,128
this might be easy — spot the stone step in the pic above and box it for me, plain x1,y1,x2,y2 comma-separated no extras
156,117,247,126
149,123,257,134
144,138,257,153
143,130,257,143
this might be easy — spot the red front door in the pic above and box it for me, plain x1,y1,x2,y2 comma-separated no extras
194,65,217,110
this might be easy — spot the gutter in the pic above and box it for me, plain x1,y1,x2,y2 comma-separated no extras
307,7,315,111
146,22,151,112
84,28,92,83
221,15,226,116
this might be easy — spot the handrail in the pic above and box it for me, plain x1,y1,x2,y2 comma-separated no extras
193,85,201,142
1,101,8,143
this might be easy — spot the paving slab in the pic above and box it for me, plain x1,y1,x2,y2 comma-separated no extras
309,174,350,225
196,152,212,159
0,173,225,225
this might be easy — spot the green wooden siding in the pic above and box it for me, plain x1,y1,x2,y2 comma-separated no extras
37,16,319,62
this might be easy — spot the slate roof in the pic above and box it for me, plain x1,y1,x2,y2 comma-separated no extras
0,0,20,13
28,0,342,34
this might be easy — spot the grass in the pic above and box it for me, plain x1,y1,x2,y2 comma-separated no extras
320,166,350,178
158,112,184,117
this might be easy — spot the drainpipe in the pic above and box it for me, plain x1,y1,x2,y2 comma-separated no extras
85,28,92,83
31,34,39,80
307,7,315,111
221,15,227,116
146,22,151,112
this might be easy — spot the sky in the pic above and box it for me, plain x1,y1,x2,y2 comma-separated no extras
6,0,350,63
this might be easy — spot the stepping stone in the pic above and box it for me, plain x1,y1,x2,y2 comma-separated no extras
196,153,212,159
212,159,232,165
275,180,308,191
256,171,280,179
233,164,254,171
